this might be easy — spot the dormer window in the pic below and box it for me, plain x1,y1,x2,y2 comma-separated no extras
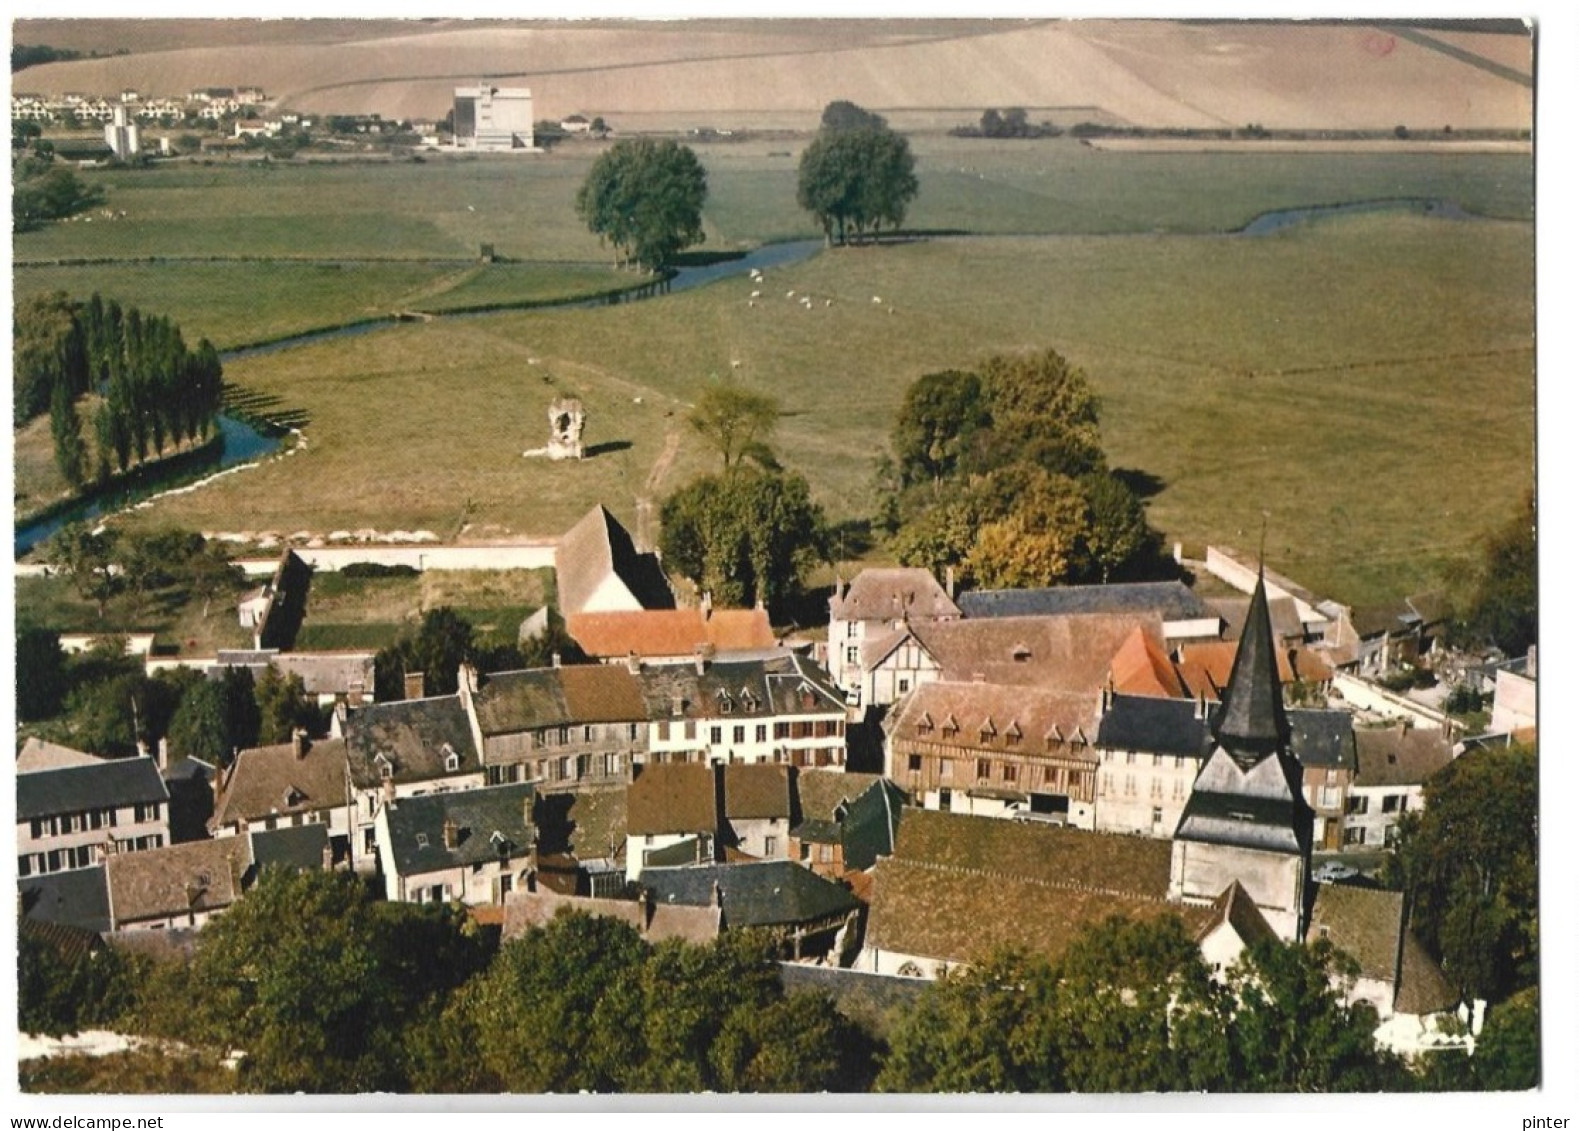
941,713,959,739
979,717,997,744
718,691,734,714
1005,721,1023,747
376,753,394,781
916,712,934,736
442,743,461,772
415,833,429,847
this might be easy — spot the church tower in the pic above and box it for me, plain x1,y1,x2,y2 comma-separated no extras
1169,569,1314,941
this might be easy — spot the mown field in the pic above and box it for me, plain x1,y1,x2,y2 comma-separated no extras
14,140,1535,607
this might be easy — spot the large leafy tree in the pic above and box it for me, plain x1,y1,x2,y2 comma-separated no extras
687,380,780,471
1451,488,1536,655
1224,939,1410,1091
575,138,708,271
48,523,123,618
660,467,828,611
16,626,70,721
1388,742,1538,1003
797,101,918,246
1470,986,1539,1090
183,869,488,1093
892,369,990,488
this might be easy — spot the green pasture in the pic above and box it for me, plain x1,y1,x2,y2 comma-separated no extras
123,209,1534,607
293,568,549,650
15,575,254,657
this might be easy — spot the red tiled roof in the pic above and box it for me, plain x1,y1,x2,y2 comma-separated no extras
1109,626,1188,698
567,607,775,659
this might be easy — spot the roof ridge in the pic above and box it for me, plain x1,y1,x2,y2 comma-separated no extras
898,855,1169,904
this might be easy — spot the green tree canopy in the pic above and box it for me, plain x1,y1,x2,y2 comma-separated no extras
16,626,69,721
182,869,489,1093
687,380,780,471
797,103,918,246
1388,741,1538,1003
1451,488,1536,655
659,467,828,611
575,138,708,271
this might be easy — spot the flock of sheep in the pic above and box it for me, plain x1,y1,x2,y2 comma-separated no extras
742,265,895,315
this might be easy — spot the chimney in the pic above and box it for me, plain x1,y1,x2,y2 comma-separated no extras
637,886,652,929
382,777,396,806
712,879,724,908
671,694,685,718
442,818,459,851
625,652,641,674
459,662,479,695
551,651,562,669
700,590,713,619
321,841,334,871
1101,681,1113,714
1527,645,1538,679
694,647,708,676
1194,691,1209,720
404,670,426,700
157,736,170,773
945,565,956,600
292,728,309,759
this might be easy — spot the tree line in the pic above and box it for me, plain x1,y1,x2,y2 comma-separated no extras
16,292,225,491
21,869,1537,1093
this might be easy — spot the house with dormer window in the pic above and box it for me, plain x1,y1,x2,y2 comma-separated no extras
341,693,486,872
375,782,536,905
210,733,351,864
885,681,1100,827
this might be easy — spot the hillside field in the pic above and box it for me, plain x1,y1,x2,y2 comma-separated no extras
96,210,1532,609
12,129,1534,610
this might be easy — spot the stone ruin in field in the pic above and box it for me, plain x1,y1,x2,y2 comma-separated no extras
527,397,585,460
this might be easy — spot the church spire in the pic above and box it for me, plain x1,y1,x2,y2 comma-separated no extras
1211,567,1290,767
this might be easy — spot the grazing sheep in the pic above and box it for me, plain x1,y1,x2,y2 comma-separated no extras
872,295,882,304
786,290,795,298
750,290,762,299
824,299,832,307
731,360,742,369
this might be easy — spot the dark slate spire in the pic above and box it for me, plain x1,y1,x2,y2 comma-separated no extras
1211,569,1290,768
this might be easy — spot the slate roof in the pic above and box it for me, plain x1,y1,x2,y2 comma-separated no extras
17,756,169,822
776,963,930,1027
1096,694,1211,758
211,737,349,829
105,836,252,927
634,653,844,721
640,860,862,929
866,832,1209,969
1095,695,1350,769
566,607,776,659
831,567,960,623
17,737,103,773
909,613,1164,693
19,866,112,934
1353,726,1455,788
723,763,791,821
502,889,721,946
1212,574,1291,761
887,681,1101,760
1286,709,1355,770
555,505,675,616
627,763,719,836
343,695,479,789
212,650,375,696
473,665,648,734
248,823,331,873
382,782,536,876
1174,748,1312,856
958,581,1213,623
